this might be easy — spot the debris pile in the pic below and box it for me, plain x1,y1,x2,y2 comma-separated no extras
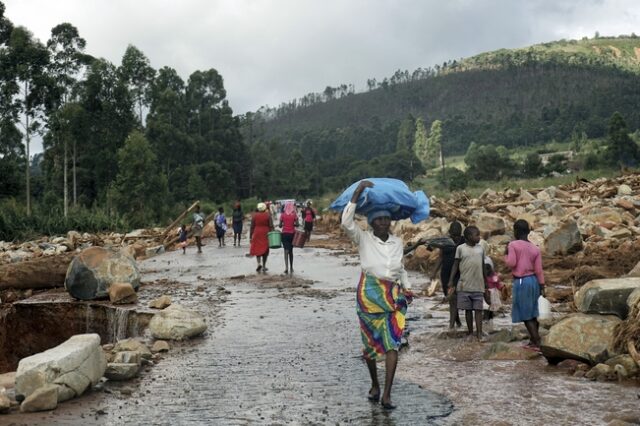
397,172,640,303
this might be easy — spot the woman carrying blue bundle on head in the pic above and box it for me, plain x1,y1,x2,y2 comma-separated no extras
340,180,415,411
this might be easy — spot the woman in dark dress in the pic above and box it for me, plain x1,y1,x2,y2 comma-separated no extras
232,202,244,246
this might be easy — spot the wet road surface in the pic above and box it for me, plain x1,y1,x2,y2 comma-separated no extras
16,237,640,425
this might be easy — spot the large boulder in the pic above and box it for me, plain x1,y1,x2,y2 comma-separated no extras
149,304,207,340
65,247,140,300
15,334,106,403
544,220,583,255
574,277,640,319
474,213,506,236
541,313,621,365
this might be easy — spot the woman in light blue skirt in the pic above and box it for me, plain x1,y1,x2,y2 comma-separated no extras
504,220,545,349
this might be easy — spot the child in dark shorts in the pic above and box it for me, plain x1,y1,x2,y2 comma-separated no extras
447,225,487,340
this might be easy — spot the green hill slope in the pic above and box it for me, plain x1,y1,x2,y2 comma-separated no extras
243,36,640,196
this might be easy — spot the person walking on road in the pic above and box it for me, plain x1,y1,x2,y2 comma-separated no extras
279,200,299,274
341,180,413,411
192,205,205,254
303,201,316,241
232,202,244,246
214,207,227,247
250,202,274,272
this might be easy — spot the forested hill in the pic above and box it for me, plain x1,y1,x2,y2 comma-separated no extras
244,36,640,156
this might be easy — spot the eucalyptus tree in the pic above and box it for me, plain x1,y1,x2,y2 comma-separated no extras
77,58,135,203
7,26,50,216
119,44,155,126
46,22,87,214
146,66,191,187
0,1,22,198
413,117,429,171
186,69,226,138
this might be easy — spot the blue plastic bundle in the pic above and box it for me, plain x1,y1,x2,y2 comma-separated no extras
329,178,430,224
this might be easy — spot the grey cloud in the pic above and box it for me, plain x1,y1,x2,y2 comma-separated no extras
4,0,640,118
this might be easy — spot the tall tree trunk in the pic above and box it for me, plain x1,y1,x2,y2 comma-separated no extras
440,145,446,181
73,139,77,207
25,81,31,217
64,138,68,218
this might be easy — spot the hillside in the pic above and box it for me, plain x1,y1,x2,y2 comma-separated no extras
242,36,640,197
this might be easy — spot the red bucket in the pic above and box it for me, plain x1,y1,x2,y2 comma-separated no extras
292,230,307,248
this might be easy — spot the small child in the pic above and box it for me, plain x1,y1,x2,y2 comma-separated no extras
485,260,504,313
447,225,487,341
178,224,188,254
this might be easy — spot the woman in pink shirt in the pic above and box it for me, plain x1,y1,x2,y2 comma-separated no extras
279,201,299,274
504,219,545,350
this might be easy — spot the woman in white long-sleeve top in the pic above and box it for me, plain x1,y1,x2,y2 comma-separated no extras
341,180,413,411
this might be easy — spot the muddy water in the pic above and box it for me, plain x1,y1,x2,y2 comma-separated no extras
19,239,640,425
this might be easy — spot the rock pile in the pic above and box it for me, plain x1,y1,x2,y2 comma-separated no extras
396,172,640,303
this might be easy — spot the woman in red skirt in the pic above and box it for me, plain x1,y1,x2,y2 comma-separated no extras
250,202,274,272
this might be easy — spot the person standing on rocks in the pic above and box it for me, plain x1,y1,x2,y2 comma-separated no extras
250,202,274,272
342,180,413,411
192,205,205,254
279,200,299,274
232,202,244,246
504,219,545,351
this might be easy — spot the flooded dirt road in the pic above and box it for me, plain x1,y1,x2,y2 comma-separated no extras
17,236,640,425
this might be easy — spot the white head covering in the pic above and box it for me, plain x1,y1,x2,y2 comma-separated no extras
257,202,267,212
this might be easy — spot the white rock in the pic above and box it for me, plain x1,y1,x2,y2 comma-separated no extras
105,363,139,381
144,245,165,258
113,339,152,359
618,184,633,196
149,295,172,309
19,384,59,412
0,392,10,413
149,304,207,340
151,340,170,353
15,334,106,403
113,351,141,365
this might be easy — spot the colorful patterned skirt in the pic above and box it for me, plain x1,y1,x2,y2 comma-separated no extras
356,273,408,360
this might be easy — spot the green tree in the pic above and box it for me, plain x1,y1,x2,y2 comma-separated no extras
465,143,515,180
0,3,22,199
606,112,640,167
395,115,415,152
8,26,50,215
119,44,155,125
78,58,136,202
522,152,543,177
46,22,87,214
413,117,429,170
439,167,467,191
426,119,443,169
109,130,168,227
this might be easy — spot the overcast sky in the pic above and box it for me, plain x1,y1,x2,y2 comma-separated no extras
4,0,640,116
